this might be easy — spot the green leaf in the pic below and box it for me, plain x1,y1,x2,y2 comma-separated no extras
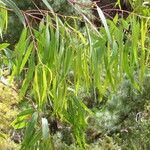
20,52,35,98
0,5,8,37
0,43,9,50
85,23,92,57
19,42,33,73
12,119,27,129
22,112,38,147
12,109,34,129
28,131,42,148
42,0,55,15
12,28,28,76
96,5,112,43
41,66,47,104
17,109,35,117
0,0,25,26
33,66,41,106
132,18,140,64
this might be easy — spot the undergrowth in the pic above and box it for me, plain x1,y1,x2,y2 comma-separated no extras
0,82,19,149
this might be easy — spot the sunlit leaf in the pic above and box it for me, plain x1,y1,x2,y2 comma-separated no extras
97,5,112,43
0,0,25,26
41,118,49,139
0,43,9,50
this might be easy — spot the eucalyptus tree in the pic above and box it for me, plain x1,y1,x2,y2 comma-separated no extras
0,0,150,149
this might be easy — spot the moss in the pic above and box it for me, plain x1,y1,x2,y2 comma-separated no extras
0,137,19,150
0,82,19,150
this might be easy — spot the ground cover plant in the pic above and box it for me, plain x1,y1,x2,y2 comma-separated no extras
0,0,150,149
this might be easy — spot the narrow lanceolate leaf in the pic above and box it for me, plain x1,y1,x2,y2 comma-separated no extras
34,67,41,106
11,108,34,129
22,112,38,147
20,52,35,98
0,5,8,37
85,23,92,57
17,109,35,117
140,19,147,82
12,28,28,76
19,43,33,73
0,0,25,26
42,118,49,139
132,18,140,64
0,43,9,50
96,5,112,43
41,66,47,104
28,131,42,148
42,0,55,15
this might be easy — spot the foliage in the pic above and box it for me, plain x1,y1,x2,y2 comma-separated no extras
0,0,150,149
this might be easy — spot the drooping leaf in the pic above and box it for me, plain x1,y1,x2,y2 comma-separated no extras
97,5,112,43
0,0,25,26
0,43,9,50
22,112,38,148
